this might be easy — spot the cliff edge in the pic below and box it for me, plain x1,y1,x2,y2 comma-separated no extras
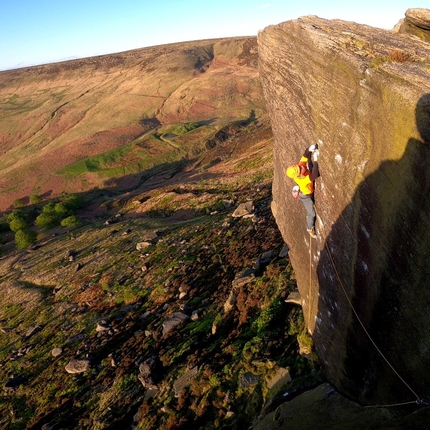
258,14,430,405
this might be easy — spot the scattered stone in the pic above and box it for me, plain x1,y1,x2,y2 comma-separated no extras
65,359,91,374
24,326,41,339
179,291,187,299
222,199,235,209
136,242,152,251
191,310,199,321
140,311,151,320
285,291,302,306
96,320,111,332
66,333,85,344
254,250,274,272
141,265,148,272
141,231,159,242
232,268,255,288
51,347,63,357
279,245,289,258
173,366,198,396
232,201,254,218
138,356,163,388
267,367,292,391
240,372,260,388
223,288,237,314
162,312,190,335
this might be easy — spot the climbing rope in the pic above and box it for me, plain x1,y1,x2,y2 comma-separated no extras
307,207,425,406
308,234,312,327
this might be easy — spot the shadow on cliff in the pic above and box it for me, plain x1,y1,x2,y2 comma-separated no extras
314,94,430,407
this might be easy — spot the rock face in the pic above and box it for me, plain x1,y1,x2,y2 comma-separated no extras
258,16,430,405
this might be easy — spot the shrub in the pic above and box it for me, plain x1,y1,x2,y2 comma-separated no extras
389,49,412,63
54,203,71,218
35,212,59,229
9,217,28,232
6,211,28,232
13,198,25,208
30,194,42,204
15,229,37,249
60,194,82,211
61,215,81,228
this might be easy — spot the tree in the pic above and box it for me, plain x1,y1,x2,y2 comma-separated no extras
15,229,37,249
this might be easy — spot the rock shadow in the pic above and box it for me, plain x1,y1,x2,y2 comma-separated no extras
314,94,430,406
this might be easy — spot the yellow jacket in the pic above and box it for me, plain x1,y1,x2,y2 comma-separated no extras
294,155,314,195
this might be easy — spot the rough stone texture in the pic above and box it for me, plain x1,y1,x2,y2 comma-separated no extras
65,359,91,374
396,8,430,42
258,16,430,405
162,311,189,335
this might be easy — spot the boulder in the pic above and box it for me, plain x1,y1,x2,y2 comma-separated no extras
138,356,163,388
396,8,430,42
223,288,237,314
258,16,430,404
51,347,63,357
232,201,254,218
162,312,189,335
136,241,152,251
65,359,91,374
232,268,255,288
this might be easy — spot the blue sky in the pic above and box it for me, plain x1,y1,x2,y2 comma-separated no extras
1,0,427,71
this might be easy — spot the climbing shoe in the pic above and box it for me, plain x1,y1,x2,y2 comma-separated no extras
307,228,317,239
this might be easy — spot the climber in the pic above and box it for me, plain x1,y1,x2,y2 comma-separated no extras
286,144,320,238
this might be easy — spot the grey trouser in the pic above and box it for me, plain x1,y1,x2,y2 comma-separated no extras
299,192,315,230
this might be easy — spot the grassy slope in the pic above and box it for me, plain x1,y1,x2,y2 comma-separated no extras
0,118,320,430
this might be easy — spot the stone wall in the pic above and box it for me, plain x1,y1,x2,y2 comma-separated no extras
258,15,430,404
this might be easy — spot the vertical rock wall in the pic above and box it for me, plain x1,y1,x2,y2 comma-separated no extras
258,16,430,404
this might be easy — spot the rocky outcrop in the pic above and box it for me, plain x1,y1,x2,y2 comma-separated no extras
395,8,430,42
259,15,430,405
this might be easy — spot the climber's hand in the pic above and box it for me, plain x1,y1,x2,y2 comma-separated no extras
313,150,319,161
308,144,316,152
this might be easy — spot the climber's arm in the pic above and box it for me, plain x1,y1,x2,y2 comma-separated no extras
310,161,320,181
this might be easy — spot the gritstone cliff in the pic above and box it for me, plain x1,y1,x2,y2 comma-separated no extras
258,14,430,405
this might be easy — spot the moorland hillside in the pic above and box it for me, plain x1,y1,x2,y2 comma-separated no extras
0,37,265,212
